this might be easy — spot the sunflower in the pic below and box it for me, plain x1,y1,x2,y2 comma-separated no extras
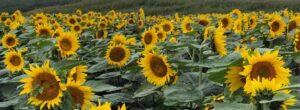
249,14,258,29
160,21,174,34
241,50,291,93
244,78,282,96
126,37,136,45
213,26,227,57
281,98,297,110
56,32,80,57
294,29,300,52
67,16,78,26
287,16,300,32
169,37,178,44
219,15,233,30
268,15,286,38
110,34,127,45
35,24,53,37
225,66,245,93
234,45,249,59
4,50,25,73
105,44,130,67
52,28,64,38
156,30,167,41
1,33,19,49
152,24,163,32
66,81,93,110
71,23,83,34
198,15,211,26
19,61,65,109
90,100,111,110
203,26,214,41
233,19,243,34
96,29,108,39
138,52,177,86
141,29,158,47
181,17,194,33
118,103,126,110
68,65,87,84
230,9,242,19
137,19,144,29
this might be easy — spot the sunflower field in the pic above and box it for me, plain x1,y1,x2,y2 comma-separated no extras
0,8,300,110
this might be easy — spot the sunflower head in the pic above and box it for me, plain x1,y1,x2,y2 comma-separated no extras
110,34,127,45
66,81,94,110
268,15,286,38
233,19,243,34
67,16,78,26
169,37,178,44
219,15,233,29
4,50,25,73
96,29,108,39
56,32,80,57
198,15,211,26
213,26,227,57
156,30,167,41
138,52,177,86
160,21,174,34
105,44,131,67
203,26,214,40
68,65,87,84
1,33,19,49
35,24,53,37
19,61,65,109
225,66,245,93
287,16,300,32
138,19,144,29
141,29,158,47
71,23,83,34
181,17,194,33
249,14,258,29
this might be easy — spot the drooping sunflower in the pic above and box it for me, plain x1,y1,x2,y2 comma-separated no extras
56,32,80,57
4,50,25,73
287,16,300,32
198,15,211,27
1,33,19,49
213,26,227,57
203,26,214,41
156,30,167,41
225,66,245,93
241,50,291,92
141,29,158,47
230,9,242,19
110,34,127,45
19,61,65,109
35,24,53,37
160,21,174,34
105,44,130,67
68,65,87,84
293,29,300,52
95,29,108,39
181,17,194,33
219,15,233,30
268,15,286,38
138,52,177,86
66,81,94,110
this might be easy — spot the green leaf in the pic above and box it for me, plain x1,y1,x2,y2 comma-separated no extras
84,80,121,92
213,102,254,110
280,84,300,90
54,60,84,72
260,92,294,104
133,83,159,98
104,93,134,103
208,68,228,84
95,72,121,79
0,98,18,108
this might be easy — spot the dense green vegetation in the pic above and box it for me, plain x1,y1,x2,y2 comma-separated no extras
2,0,300,15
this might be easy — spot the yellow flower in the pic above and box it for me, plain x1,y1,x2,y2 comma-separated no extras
90,100,111,110
233,19,243,34
214,26,227,57
66,81,94,110
110,33,127,45
241,50,291,94
19,61,65,109
68,65,87,84
181,17,194,33
96,29,108,39
160,21,174,34
35,24,53,37
219,15,233,30
203,26,214,40
138,52,177,86
268,15,286,38
287,16,300,32
126,37,136,45
141,29,158,47
71,23,83,34
1,33,19,49
4,50,25,73
198,15,211,26
56,32,80,57
249,14,258,29
225,66,245,93
105,44,130,67
156,30,167,41
169,37,178,44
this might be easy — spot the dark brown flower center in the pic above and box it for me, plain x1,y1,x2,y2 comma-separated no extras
271,21,280,32
250,62,276,80
67,86,84,105
39,28,50,36
221,18,229,28
109,47,126,62
163,24,171,32
288,20,297,32
6,37,16,46
96,30,104,39
10,55,21,66
60,38,72,51
35,73,60,101
199,20,209,26
144,32,153,44
185,23,192,31
150,56,168,77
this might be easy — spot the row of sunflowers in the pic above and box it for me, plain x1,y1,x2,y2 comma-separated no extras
0,8,300,110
